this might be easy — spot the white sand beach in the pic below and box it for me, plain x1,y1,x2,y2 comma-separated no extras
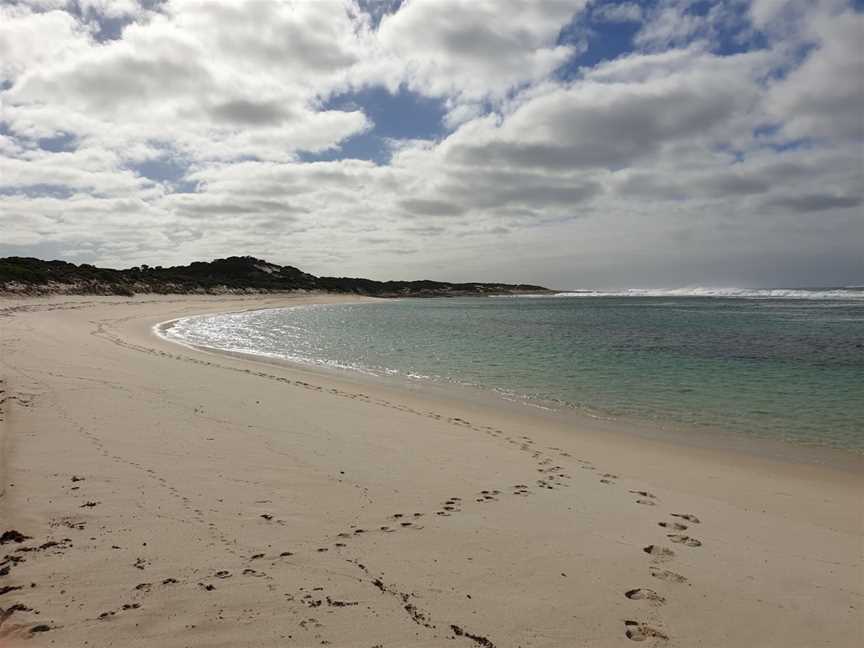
1,294,861,647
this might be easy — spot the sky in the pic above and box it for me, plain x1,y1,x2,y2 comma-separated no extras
0,0,862,289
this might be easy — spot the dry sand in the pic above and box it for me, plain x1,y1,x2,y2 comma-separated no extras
0,294,861,647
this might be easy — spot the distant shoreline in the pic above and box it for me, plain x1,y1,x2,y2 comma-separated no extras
0,255,553,298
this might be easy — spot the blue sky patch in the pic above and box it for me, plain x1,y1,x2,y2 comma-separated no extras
304,86,448,164
130,155,197,193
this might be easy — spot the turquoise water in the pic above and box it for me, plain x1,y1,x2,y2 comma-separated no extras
165,291,864,450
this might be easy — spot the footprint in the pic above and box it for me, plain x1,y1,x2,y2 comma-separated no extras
658,521,687,531
624,620,669,642
667,534,702,547
624,588,666,604
643,545,675,561
629,490,656,499
649,567,688,584
671,513,700,524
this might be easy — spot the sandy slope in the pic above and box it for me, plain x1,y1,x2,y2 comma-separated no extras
0,294,861,647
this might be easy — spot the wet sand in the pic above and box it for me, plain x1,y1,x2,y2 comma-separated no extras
0,294,861,647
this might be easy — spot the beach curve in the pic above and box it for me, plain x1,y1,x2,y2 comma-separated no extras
0,294,861,647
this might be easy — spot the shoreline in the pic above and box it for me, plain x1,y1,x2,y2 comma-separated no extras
0,294,861,647
154,302,864,474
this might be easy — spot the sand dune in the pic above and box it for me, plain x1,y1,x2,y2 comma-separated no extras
0,295,861,647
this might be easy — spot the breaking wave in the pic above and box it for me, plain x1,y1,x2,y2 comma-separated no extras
517,287,864,300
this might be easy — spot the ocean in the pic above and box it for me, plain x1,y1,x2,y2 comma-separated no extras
162,289,864,451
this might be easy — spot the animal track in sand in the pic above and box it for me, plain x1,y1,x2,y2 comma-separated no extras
629,490,656,499
670,513,700,524
512,484,530,496
643,545,675,561
667,534,702,547
658,521,687,531
625,588,666,604
624,620,669,642
649,567,689,584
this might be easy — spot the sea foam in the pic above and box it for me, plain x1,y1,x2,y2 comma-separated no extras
514,287,864,300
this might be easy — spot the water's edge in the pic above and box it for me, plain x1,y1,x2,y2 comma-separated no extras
153,304,864,474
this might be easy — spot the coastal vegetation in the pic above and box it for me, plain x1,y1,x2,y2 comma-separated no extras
0,256,550,297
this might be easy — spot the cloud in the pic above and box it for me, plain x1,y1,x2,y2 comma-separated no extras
3,0,372,162
592,2,642,23
763,193,862,213
443,49,764,172
0,0,862,286
765,5,864,140
374,0,589,101
0,5,91,82
399,199,466,217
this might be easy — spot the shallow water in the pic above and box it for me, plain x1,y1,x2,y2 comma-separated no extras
164,292,864,451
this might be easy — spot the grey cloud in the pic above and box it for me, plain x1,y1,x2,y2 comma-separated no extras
448,84,742,172
14,48,213,110
442,172,603,211
204,1,359,73
208,99,293,126
617,173,685,200
401,225,447,236
617,171,770,202
698,173,769,197
763,193,862,213
399,198,466,217
360,237,398,244
495,182,602,207
439,24,530,64
766,8,864,140
173,198,308,218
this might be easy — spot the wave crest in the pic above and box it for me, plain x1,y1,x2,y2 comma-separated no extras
516,287,864,300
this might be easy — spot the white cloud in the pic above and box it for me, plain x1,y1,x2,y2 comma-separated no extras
3,0,373,162
0,0,861,287
374,0,589,101
0,5,92,82
765,6,864,140
592,2,643,23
